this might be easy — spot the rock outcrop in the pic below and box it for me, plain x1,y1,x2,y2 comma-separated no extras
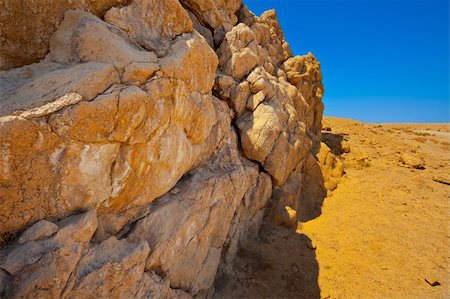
0,0,324,297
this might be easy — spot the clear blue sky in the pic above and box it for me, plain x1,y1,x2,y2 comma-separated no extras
243,0,450,123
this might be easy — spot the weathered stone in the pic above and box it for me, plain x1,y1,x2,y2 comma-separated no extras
64,237,150,298
105,0,193,56
96,87,228,213
93,205,151,242
271,203,298,228
283,53,324,137
0,0,129,70
318,142,345,191
0,116,62,238
123,62,159,85
11,243,83,298
55,209,98,244
218,23,260,80
0,9,224,239
268,139,342,225
230,81,251,116
133,272,192,299
18,93,83,120
48,10,158,72
246,90,266,111
48,85,149,143
400,153,425,169
0,210,97,277
218,172,272,273
0,1,325,298
159,31,218,94
187,10,214,48
127,131,260,295
57,143,120,213
17,220,59,244
0,62,119,117
237,103,282,164
180,0,241,43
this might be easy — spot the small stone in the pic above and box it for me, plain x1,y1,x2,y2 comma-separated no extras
169,187,181,195
55,210,98,244
18,220,59,244
400,153,425,169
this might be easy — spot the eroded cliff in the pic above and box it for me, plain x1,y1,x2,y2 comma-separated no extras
0,0,324,297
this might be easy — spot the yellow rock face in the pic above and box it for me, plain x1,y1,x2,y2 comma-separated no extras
0,7,222,238
0,0,326,297
0,0,130,70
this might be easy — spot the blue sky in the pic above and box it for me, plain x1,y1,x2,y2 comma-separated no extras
243,0,450,123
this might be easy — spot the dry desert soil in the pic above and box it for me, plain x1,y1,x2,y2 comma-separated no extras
215,117,450,299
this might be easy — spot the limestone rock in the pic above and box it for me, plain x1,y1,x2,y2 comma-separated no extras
11,243,83,298
400,153,425,169
159,31,218,94
235,66,310,186
217,23,260,80
0,61,119,117
0,0,326,298
133,272,192,299
283,53,325,137
0,211,96,276
278,141,344,222
123,62,159,85
237,103,283,163
64,237,150,298
0,0,129,70
105,0,193,56
187,10,214,48
318,142,345,191
17,220,58,244
0,210,97,298
55,209,98,244
270,159,304,225
0,6,222,239
48,9,158,72
213,11,323,190
126,130,261,295
180,0,241,44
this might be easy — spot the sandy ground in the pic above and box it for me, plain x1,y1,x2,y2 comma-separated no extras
215,117,450,298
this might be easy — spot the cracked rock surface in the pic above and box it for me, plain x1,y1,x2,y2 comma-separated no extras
0,0,324,297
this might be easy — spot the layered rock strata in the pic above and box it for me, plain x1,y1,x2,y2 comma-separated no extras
0,0,324,297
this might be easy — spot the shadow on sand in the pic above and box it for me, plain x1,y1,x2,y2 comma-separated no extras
300,131,346,222
214,222,320,299
214,131,348,298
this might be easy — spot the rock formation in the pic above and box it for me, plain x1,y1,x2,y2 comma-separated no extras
0,0,324,297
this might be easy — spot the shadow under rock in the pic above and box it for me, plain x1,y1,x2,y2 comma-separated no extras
321,132,345,156
213,222,320,299
299,131,346,222
298,153,327,223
